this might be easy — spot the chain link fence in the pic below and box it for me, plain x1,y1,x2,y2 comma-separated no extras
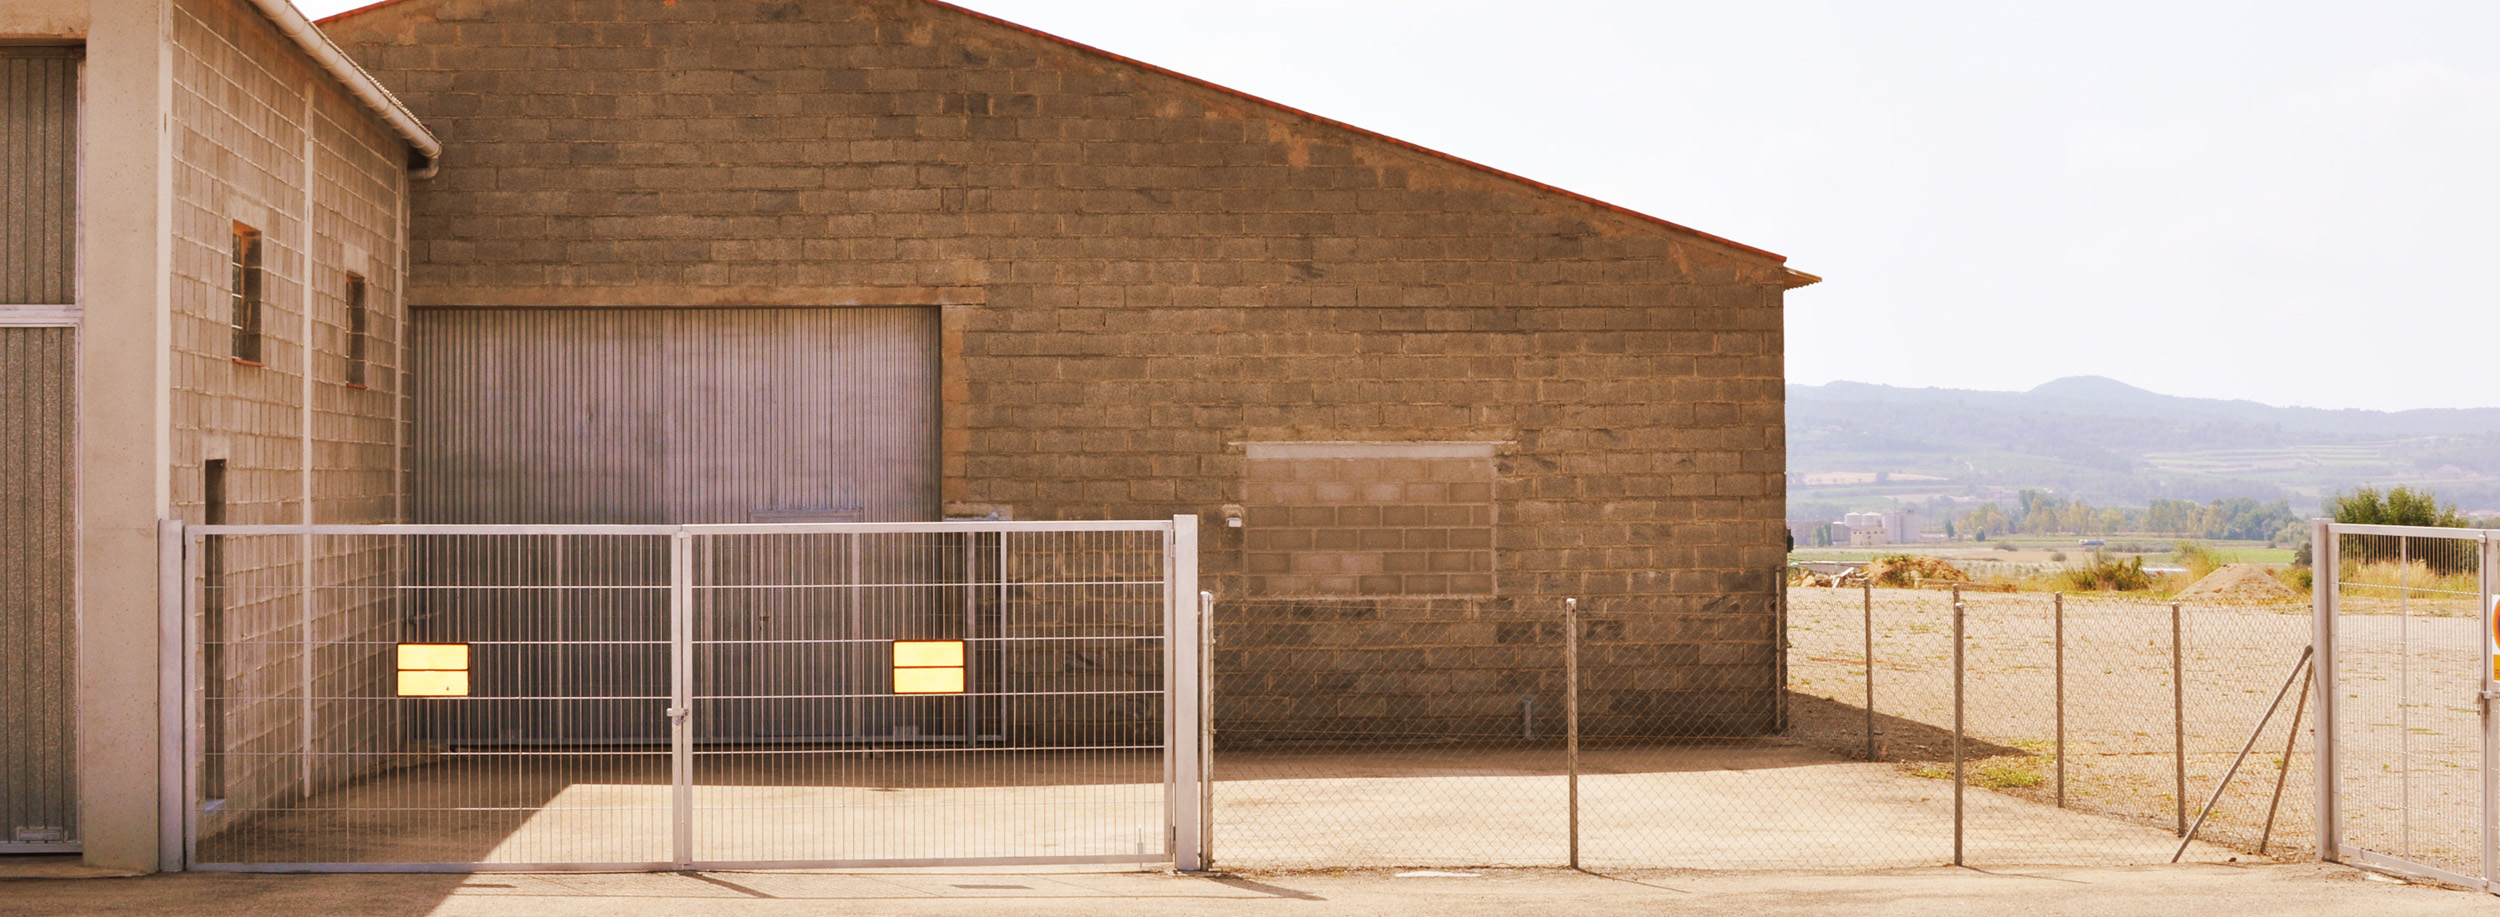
1206,579,2320,871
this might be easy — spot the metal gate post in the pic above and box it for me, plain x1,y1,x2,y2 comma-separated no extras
669,532,694,870
2481,532,2496,892
1198,590,1216,869
181,529,206,870
1166,516,1205,871
157,520,187,871
2313,519,2339,861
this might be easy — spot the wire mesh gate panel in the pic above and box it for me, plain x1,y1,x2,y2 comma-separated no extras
2317,522,2497,890
173,520,1203,872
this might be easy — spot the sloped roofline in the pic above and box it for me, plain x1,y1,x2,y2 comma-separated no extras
251,0,441,174
906,0,1792,265
321,0,1806,274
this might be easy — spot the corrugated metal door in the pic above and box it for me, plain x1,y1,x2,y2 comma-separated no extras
2,49,77,305
1,46,78,854
410,308,941,743
1,329,77,851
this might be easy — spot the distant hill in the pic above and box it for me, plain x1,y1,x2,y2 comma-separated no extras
1788,377,2500,520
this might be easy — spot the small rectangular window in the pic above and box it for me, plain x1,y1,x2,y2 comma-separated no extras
230,225,263,364
345,274,369,387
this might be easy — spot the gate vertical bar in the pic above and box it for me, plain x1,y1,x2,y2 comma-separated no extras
181,531,205,869
2315,518,2339,861
670,533,693,869
1167,516,1205,871
157,521,186,870
2055,591,2065,808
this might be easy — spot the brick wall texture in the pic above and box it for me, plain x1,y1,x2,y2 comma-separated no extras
325,0,1800,737
170,0,416,835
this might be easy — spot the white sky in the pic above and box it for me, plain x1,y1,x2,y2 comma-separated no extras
301,1,2500,411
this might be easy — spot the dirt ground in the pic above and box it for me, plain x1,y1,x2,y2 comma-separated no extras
1785,586,2488,878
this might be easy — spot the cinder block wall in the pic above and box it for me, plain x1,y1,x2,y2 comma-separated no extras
170,0,415,832
327,0,1795,739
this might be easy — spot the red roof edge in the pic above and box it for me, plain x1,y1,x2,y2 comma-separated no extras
314,0,418,25
319,0,1788,264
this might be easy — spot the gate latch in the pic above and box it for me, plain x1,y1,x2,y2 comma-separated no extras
666,706,690,726
2480,691,2500,717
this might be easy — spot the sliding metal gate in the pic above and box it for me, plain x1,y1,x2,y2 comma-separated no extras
2315,521,2497,891
169,520,1204,872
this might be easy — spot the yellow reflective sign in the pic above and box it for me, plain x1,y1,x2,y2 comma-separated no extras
894,640,965,668
398,644,469,672
398,670,470,698
398,643,471,697
894,667,966,695
893,640,967,694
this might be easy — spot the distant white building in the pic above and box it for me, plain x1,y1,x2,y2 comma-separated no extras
1838,509,1922,546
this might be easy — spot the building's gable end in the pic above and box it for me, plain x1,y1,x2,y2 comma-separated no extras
323,0,1791,282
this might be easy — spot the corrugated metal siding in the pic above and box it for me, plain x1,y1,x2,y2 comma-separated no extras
1,327,76,849
1,49,77,305
408,307,941,743
411,307,939,524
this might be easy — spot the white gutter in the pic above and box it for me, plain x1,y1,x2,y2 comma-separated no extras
243,0,442,178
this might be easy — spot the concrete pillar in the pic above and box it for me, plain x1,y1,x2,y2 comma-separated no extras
79,0,172,873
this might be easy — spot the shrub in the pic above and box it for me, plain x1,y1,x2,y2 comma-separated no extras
2059,554,2153,592
2172,541,2224,581
1865,554,1970,588
2049,551,2068,562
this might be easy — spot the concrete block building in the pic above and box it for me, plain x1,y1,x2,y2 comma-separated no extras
0,0,439,869
2,0,1810,872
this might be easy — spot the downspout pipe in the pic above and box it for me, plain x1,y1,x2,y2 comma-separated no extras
244,0,441,179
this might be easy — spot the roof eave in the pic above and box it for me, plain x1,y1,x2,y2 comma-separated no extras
250,0,441,176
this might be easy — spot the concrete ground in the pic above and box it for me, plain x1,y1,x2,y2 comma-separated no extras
0,860,2491,916
185,741,2233,870
1215,743,2237,869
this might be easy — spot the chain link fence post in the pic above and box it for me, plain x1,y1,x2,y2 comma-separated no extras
2055,591,2065,808
1865,579,1876,762
2172,600,2186,837
1952,583,1964,868
1565,596,1579,871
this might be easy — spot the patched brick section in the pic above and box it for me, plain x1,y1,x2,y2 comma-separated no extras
1243,443,1496,597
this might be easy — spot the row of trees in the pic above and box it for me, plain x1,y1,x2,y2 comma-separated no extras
1950,490,2304,541
1944,485,2492,543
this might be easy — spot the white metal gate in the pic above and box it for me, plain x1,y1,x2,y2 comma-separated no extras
166,519,1204,872
2315,520,2497,890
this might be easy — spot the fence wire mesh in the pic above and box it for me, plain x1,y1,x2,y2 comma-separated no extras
1213,577,2325,871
